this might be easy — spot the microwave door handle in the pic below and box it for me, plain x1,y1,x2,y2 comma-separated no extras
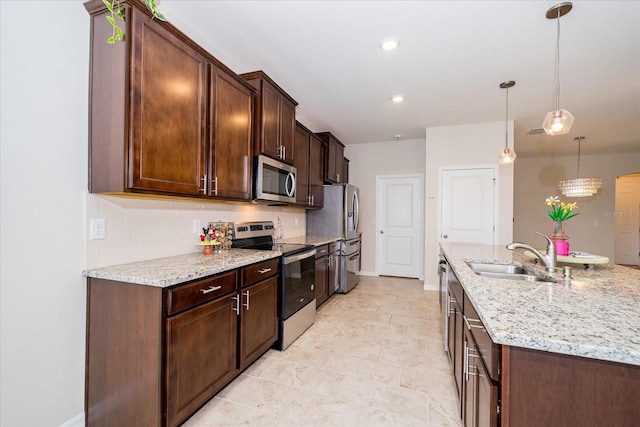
285,172,295,197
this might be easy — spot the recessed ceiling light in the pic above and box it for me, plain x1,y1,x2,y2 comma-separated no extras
379,37,400,51
391,95,404,103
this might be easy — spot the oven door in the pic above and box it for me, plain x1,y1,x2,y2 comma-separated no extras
254,155,296,204
281,249,316,319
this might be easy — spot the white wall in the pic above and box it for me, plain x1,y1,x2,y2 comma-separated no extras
1,2,89,425
514,152,640,262
345,139,426,276
424,122,515,286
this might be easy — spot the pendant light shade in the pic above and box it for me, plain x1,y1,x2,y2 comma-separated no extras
498,81,516,165
543,2,574,136
557,136,603,197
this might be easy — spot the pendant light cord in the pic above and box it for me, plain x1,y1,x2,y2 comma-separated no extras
505,86,510,150
554,8,561,111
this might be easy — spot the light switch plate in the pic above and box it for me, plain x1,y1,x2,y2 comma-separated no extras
90,218,106,240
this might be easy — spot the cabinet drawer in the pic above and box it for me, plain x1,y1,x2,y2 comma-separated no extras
464,293,500,381
315,244,329,259
241,258,279,287
167,271,237,316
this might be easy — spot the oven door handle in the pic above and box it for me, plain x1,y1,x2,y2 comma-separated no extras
283,249,316,265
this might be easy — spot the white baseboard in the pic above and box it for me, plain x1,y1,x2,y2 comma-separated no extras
357,270,378,277
60,413,84,427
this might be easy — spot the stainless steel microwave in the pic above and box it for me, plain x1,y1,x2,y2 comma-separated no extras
253,155,296,204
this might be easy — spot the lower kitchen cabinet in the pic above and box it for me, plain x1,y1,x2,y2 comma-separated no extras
239,275,278,370
166,294,238,427
86,258,279,427
314,242,340,308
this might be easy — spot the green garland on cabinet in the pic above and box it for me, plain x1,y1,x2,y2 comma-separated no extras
103,0,166,43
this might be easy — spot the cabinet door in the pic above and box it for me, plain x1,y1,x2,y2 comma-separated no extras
166,295,238,427
294,124,310,205
476,356,499,427
261,82,281,160
454,300,464,402
209,66,253,200
314,256,329,307
463,326,479,427
239,276,278,370
130,12,207,195
280,97,296,164
324,136,345,184
309,134,325,207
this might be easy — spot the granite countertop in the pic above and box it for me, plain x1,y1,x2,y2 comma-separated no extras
440,242,640,367
284,235,341,246
83,249,281,288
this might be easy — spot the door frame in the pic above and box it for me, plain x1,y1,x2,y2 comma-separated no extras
437,165,499,245
375,173,424,280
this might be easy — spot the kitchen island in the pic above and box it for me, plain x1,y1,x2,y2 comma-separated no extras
440,242,640,427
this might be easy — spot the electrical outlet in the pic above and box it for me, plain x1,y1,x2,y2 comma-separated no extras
90,218,106,240
193,219,201,234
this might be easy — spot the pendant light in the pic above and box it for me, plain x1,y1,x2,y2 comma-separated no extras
542,2,575,136
557,136,603,197
498,81,517,165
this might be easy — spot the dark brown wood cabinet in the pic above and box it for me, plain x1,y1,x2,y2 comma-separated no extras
343,157,350,184
166,293,238,427
294,121,324,208
241,71,297,165
86,257,279,427
208,65,253,200
85,0,254,200
238,259,279,370
314,242,340,308
315,132,345,184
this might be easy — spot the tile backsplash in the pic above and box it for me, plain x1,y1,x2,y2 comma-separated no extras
85,193,306,269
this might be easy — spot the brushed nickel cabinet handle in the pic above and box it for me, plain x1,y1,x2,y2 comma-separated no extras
257,268,272,274
231,295,240,316
200,285,222,294
243,290,250,310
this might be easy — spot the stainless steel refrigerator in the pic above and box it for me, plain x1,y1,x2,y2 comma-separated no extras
306,184,361,293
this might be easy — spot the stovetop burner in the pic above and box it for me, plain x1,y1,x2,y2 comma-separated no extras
231,221,313,256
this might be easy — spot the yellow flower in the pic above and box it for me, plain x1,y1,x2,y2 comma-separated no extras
545,196,560,206
568,202,578,210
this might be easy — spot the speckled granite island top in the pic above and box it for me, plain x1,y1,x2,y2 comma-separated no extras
440,242,640,366
283,235,341,246
83,249,281,288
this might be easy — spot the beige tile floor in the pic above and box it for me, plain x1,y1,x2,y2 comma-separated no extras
184,276,462,426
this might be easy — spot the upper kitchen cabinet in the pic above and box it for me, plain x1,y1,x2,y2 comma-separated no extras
208,66,253,200
240,71,297,165
315,132,345,184
84,0,255,201
294,122,324,208
343,157,350,184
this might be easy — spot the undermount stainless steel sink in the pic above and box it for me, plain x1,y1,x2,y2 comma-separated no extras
466,262,528,275
466,261,555,283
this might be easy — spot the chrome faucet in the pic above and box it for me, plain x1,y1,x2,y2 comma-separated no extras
506,232,557,273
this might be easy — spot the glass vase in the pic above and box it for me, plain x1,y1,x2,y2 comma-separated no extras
550,220,569,256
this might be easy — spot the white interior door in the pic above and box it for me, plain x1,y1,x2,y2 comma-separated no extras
440,167,496,244
615,175,640,266
376,174,423,279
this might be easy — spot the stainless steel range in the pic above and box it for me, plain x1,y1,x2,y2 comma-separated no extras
231,221,316,350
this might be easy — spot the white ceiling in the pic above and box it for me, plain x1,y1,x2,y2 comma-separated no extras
161,0,640,157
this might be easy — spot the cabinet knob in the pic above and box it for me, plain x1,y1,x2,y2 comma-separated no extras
443,234,448,239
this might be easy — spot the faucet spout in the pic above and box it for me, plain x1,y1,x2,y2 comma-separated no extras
506,232,557,272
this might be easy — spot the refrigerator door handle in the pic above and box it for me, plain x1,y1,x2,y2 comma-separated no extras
352,190,360,233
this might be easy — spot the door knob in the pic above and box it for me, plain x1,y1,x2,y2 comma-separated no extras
443,234,448,239
380,230,384,234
